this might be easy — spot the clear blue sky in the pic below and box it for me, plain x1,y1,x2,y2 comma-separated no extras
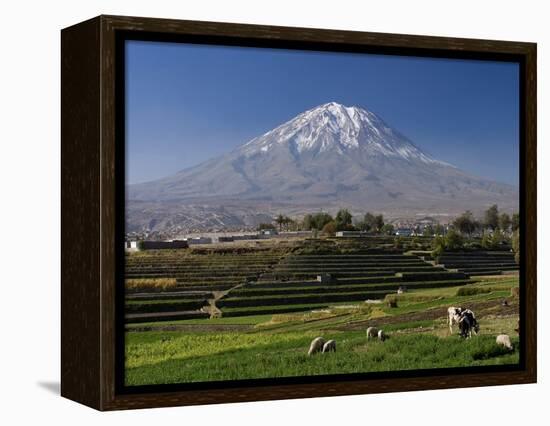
126,40,519,186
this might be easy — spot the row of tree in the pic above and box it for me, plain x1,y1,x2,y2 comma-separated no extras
259,205,519,241
452,205,519,237
258,210,394,235
430,227,519,260
303,210,395,235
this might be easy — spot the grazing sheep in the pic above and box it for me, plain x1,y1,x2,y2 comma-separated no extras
322,339,336,353
308,337,326,356
397,285,407,294
387,297,398,308
496,334,514,351
448,306,463,333
377,329,386,342
366,326,379,340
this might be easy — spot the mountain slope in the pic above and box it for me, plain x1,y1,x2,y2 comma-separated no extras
127,102,518,233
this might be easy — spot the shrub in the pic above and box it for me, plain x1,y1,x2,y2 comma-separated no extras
394,236,404,249
445,229,464,251
463,241,482,250
431,235,446,258
481,229,510,250
456,287,492,296
125,299,206,314
322,221,337,236
125,278,177,292
399,272,468,282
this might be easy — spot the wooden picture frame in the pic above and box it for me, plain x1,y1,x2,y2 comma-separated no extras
61,14,536,411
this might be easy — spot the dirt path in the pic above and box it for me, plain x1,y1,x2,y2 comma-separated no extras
203,258,284,318
203,283,249,318
336,298,519,331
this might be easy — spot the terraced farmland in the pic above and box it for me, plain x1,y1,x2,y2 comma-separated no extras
436,251,519,275
124,239,519,324
124,237,521,386
125,248,288,323
217,243,474,317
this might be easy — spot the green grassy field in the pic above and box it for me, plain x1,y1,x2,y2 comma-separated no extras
126,331,518,385
125,275,520,386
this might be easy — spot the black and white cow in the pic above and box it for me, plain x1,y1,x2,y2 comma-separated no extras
458,309,480,338
447,306,463,333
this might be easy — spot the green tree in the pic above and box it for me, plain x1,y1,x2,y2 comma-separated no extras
492,228,507,246
335,209,353,231
275,214,285,231
374,214,384,232
512,229,520,263
481,231,492,249
453,211,478,237
257,223,276,231
311,212,333,230
432,235,446,257
423,225,434,237
499,213,511,232
511,213,520,232
381,223,394,235
358,221,370,232
445,229,464,251
283,216,295,231
434,223,445,236
360,212,376,232
484,204,499,230
302,214,313,230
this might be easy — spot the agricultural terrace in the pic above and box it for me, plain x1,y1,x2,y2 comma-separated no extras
124,235,520,385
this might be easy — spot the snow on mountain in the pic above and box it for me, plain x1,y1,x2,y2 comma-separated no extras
127,102,518,233
240,102,450,167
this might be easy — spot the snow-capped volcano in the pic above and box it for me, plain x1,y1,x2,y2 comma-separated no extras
127,102,518,233
240,102,448,167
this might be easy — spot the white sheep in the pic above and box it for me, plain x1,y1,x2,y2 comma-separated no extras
366,326,379,340
378,329,386,342
308,336,326,356
496,334,514,351
322,339,336,353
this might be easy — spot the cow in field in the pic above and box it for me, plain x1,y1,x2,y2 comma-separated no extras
458,309,479,338
448,307,463,333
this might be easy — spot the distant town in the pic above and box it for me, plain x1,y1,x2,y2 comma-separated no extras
126,204,519,251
